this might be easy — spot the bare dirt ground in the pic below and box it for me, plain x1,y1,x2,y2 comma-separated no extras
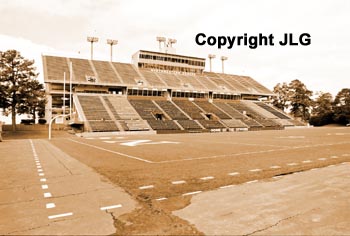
46,126,350,235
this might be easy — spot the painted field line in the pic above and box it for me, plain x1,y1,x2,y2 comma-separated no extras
287,163,298,166
100,204,122,211
69,139,154,164
200,176,215,180
99,137,112,140
331,156,339,159
37,169,43,172
249,169,262,172
302,160,312,163
48,212,73,220
318,158,327,161
228,172,240,176
139,185,154,190
39,173,45,176
219,185,234,189
182,191,202,196
156,197,167,201
37,166,42,169
36,163,41,165
246,180,258,184
46,203,56,209
171,180,186,185
40,178,47,182
41,185,48,190
44,192,52,198
270,166,281,169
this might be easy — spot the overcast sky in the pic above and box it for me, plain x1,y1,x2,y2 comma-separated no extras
0,0,349,96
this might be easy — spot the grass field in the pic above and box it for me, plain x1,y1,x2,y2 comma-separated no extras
51,127,350,203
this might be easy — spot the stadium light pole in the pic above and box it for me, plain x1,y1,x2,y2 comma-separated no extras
107,39,118,62
168,38,177,47
87,36,99,60
156,36,166,52
208,54,216,72
221,56,228,74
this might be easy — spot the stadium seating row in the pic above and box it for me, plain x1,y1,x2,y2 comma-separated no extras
76,95,302,132
44,56,273,95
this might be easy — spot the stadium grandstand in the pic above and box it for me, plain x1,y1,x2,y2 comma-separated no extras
42,38,303,133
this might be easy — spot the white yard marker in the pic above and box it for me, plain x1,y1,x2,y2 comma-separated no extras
44,192,52,198
139,185,154,190
100,204,122,211
171,180,186,185
287,163,298,166
318,158,327,161
41,185,48,190
270,166,281,169
48,212,73,220
103,141,117,144
200,176,215,181
46,203,56,209
302,160,312,163
331,156,339,159
40,178,47,182
228,172,240,176
219,185,234,189
39,173,45,176
37,169,43,172
249,169,262,172
156,197,167,201
37,166,42,169
36,162,41,165
182,191,202,196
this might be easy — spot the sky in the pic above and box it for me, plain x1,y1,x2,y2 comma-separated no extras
0,0,349,98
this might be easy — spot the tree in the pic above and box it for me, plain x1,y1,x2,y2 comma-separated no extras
333,88,350,125
0,50,44,131
272,82,289,112
309,92,334,126
288,79,313,121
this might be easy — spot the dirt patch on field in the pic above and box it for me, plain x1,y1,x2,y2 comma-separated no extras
113,197,203,235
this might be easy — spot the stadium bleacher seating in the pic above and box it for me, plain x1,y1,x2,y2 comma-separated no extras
197,120,226,129
154,100,189,120
147,120,180,130
173,100,206,120
43,55,303,133
129,99,164,120
194,101,231,119
255,102,291,119
177,120,203,130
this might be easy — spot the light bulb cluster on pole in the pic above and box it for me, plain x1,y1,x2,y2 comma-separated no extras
87,36,118,61
107,39,118,62
156,36,177,53
208,54,228,73
87,37,99,60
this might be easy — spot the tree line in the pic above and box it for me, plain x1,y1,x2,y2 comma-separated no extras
0,50,45,131
272,79,350,126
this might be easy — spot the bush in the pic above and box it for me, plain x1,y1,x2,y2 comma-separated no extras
38,119,46,124
309,113,333,126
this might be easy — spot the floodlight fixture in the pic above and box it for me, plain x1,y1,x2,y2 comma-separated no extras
87,36,99,60
168,38,177,47
156,36,166,51
107,39,118,62
208,54,216,72
221,56,228,73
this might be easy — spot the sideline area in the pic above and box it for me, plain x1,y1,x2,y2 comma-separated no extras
0,139,136,235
